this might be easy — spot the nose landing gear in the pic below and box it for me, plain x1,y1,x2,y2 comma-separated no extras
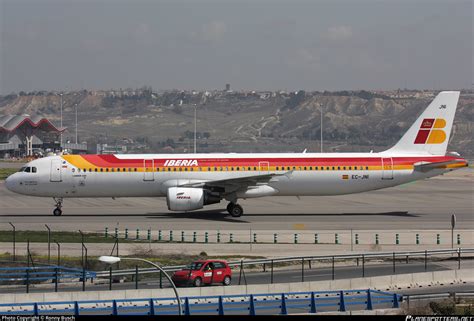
227,202,243,217
53,197,63,216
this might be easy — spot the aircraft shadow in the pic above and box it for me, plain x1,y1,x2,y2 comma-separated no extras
1,211,417,221
145,209,250,223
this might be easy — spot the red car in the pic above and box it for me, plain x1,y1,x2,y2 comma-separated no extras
171,260,232,287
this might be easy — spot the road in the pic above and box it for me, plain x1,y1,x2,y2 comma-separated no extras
3,258,472,294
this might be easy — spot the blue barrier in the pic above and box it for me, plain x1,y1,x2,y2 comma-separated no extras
0,289,401,315
0,266,96,283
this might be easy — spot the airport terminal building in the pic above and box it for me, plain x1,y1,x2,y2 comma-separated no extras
0,115,87,158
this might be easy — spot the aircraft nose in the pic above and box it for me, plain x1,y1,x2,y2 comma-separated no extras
5,174,18,192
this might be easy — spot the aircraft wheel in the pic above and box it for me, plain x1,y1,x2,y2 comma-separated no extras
230,204,243,217
53,208,62,216
226,202,234,214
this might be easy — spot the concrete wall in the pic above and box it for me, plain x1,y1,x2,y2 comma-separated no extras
2,268,472,304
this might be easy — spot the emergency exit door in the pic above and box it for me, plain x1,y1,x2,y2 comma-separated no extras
143,159,154,181
381,157,394,180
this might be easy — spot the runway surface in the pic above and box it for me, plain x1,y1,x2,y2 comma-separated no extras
0,168,472,231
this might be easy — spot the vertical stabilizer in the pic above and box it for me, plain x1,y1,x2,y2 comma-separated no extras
384,91,460,155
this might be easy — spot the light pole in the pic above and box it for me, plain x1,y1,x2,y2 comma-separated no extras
9,222,15,261
45,224,51,263
99,256,182,315
320,103,323,153
59,93,63,150
74,103,78,144
193,104,197,154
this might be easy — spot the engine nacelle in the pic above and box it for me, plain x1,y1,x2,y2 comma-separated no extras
166,187,221,211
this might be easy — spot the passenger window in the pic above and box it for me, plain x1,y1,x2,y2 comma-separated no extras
337,167,340,170
366,166,369,170
309,167,312,170
173,168,177,172
111,168,114,172
190,168,194,172
184,168,188,171
117,168,121,172
231,167,234,171
349,167,352,170
100,168,103,172
214,167,217,171
106,168,109,172
304,167,307,170
253,166,257,170
134,168,137,172
236,167,240,171
247,167,251,171
95,168,98,172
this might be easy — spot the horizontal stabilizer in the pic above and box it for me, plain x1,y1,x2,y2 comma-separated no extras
414,160,467,172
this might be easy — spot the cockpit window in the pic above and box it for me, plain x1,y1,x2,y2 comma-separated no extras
19,167,26,172
25,167,31,173
18,166,36,173
32,167,37,173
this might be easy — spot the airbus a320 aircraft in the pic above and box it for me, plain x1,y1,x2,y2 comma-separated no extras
5,91,468,217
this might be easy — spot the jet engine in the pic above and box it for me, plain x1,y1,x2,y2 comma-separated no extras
166,187,220,211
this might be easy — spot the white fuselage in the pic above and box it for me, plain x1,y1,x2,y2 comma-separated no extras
5,152,464,199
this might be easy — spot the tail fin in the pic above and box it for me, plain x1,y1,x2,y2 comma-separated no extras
384,91,460,155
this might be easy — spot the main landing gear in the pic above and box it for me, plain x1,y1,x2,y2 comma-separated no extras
53,198,63,216
227,202,243,217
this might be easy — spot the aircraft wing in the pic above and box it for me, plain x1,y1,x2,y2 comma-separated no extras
414,160,467,173
178,171,292,192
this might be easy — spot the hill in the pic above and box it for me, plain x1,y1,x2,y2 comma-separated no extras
0,89,472,155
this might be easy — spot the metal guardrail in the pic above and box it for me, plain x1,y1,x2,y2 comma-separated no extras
0,266,96,283
0,289,401,315
403,291,474,301
95,247,474,278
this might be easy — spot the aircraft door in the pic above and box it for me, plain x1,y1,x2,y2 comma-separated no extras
50,159,62,182
381,157,394,180
259,161,270,174
143,159,154,181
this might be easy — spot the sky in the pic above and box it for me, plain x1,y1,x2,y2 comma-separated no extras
0,0,472,94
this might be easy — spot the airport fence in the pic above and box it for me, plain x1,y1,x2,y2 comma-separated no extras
0,289,401,315
93,248,473,289
2,248,472,293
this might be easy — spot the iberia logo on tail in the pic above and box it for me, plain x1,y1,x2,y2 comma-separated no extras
414,118,446,144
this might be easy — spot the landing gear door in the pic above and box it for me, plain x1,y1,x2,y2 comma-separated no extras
50,159,62,182
381,157,394,180
143,159,154,181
